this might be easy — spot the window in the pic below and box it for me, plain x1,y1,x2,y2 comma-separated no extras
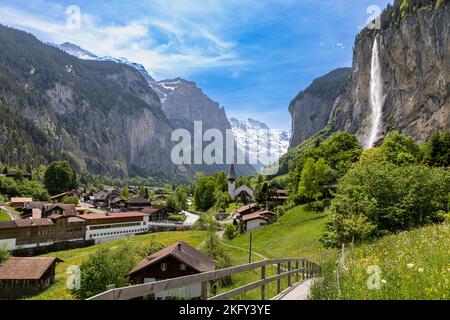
160,263,168,271
180,263,186,271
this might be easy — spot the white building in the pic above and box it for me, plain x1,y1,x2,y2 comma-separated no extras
79,212,150,244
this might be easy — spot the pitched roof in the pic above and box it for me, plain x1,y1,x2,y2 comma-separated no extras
50,192,71,200
23,202,46,210
129,241,215,275
235,203,260,214
227,164,236,180
78,212,149,220
14,218,54,227
44,204,78,217
10,197,33,203
242,211,269,222
0,257,62,280
126,197,151,205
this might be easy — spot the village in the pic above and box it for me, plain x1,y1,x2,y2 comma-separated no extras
0,164,289,300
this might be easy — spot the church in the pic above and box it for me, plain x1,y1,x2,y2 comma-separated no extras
227,164,255,202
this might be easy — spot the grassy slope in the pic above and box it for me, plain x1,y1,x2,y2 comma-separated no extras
0,210,12,221
30,231,206,300
219,205,334,300
310,222,450,300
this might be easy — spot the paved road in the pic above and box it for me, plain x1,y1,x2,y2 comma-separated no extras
182,211,200,227
272,279,316,300
0,205,20,221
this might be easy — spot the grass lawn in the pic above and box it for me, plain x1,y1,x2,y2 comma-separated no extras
218,205,335,300
0,210,12,221
310,222,450,300
29,231,206,300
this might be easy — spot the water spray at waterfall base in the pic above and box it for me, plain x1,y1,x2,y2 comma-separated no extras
365,37,384,149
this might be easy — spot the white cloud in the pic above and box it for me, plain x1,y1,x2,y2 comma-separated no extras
0,3,246,79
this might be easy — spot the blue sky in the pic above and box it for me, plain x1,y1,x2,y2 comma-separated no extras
0,0,391,130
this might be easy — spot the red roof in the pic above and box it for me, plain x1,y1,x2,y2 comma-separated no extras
241,210,276,222
242,212,269,222
129,241,215,275
0,257,62,280
235,203,260,214
78,212,149,220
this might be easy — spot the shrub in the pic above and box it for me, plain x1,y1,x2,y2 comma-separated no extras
223,224,238,240
324,163,450,247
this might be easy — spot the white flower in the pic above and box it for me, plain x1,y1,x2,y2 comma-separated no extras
418,268,424,273
407,263,414,268
381,279,387,284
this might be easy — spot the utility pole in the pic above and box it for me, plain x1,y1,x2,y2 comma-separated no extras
248,232,253,263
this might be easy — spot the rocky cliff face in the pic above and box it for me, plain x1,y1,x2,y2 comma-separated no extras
150,78,231,132
0,25,175,178
289,68,351,147
334,5,449,145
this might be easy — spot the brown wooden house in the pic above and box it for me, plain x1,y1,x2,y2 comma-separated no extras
141,206,175,221
0,257,62,299
129,241,215,300
125,197,152,211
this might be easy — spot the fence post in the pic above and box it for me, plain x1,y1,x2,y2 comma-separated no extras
261,265,266,300
276,263,281,294
295,260,299,282
302,260,305,280
106,284,116,300
287,261,291,287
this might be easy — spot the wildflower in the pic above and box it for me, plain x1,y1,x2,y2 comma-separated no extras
381,279,387,284
407,263,414,268
418,268,424,273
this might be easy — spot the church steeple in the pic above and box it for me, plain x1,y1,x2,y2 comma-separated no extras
227,164,236,200
227,164,236,181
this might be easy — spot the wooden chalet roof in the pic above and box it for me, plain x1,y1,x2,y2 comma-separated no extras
0,257,62,280
44,204,78,217
129,241,215,275
126,197,151,205
10,197,33,203
235,203,260,214
242,211,269,222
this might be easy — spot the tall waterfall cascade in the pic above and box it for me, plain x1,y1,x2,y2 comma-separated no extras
365,37,385,149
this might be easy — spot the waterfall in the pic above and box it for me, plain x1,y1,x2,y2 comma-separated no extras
366,37,384,149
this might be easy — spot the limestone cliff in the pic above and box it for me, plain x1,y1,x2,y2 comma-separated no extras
333,4,449,145
289,68,351,148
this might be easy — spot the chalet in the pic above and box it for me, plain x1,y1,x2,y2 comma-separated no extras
125,197,152,211
3,170,32,181
110,197,127,212
78,212,150,244
21,203,78,219
0,257,62,300
141,206,175,221
42,204,78,219
21,202,46,219
9,197,33,210
50,191,76,203
129,241,215,300
234,203,261,218
269,184,289,204
241,210,277,232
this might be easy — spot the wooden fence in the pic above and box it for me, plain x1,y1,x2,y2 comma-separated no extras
88,258,320,300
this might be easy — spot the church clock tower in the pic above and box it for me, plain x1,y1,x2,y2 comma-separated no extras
227,164,236,200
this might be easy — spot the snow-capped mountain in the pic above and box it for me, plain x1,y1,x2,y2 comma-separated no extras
229,117,290,172
55,42,155,83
